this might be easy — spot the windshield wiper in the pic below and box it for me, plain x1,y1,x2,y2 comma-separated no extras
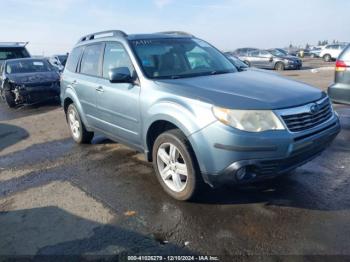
210,70,233,75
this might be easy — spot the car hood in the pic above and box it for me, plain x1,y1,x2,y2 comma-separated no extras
155,70,324,110
7,72,59,84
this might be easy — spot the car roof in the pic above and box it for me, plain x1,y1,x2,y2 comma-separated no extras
0,42,28,48
127,33,193,41
4,57,47,63
0,45,26,48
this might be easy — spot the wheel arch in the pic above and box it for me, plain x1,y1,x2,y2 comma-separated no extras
62,88,89,126
144,117,194,162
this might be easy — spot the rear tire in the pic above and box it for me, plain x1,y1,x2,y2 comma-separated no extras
274,62,285,71
66,104,94,144
323,54,331,62
152,129,202,201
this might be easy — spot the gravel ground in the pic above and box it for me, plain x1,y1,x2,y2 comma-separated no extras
0,58,349,261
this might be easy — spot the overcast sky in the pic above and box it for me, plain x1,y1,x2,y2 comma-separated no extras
1,0,348,55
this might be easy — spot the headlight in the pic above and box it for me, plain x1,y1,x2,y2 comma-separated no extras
212,107,285,132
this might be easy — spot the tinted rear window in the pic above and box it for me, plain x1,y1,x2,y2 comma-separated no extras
0,47,30,60
65,46,83,72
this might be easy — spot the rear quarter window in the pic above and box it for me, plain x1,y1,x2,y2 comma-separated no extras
65,46,83,72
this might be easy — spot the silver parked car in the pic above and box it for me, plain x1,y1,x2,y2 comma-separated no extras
238,49,302,70
61,30,340,200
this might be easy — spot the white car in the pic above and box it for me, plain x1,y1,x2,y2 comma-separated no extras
320,44,347,62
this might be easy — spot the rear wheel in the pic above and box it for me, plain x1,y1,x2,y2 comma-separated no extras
275,62,285,71
152,129,202,201
66,104,94,144
323,54,331,62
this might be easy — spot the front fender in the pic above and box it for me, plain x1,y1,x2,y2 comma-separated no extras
143,98,216,150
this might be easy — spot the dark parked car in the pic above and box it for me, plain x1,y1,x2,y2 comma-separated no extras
328,44,350,104
49,54,68,73
0,58,60,107
0,42,30,66
239,49,302,70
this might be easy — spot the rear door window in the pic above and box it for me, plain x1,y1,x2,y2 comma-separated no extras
250,51,259,57
80,44,103,77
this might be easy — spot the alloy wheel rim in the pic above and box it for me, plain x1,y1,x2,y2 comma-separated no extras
157,142,188,192
68,109,80,140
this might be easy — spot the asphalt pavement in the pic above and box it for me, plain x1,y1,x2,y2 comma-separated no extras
0,58,349,260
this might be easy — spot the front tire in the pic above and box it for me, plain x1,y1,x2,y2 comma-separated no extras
66,104,94,144
275,62,285,71
4,90,16,108
152,129,202,201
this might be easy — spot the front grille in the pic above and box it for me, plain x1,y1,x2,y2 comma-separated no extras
281,98,333,132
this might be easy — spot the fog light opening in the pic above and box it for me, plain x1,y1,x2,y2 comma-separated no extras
236,167,247,180
235,166,257,181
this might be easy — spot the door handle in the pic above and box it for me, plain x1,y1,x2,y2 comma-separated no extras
71,80,77,86
96,86,104,93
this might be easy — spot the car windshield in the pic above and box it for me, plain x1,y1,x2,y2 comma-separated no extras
0,47,29,61
6,59,52,74
269,49,287,56
130,38,237,79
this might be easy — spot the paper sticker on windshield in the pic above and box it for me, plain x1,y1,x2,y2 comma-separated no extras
193,39,211,48
33,61,44,66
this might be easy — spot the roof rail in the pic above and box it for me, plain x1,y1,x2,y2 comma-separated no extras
0,42,29,47
78,30,128,43
155,31,194,37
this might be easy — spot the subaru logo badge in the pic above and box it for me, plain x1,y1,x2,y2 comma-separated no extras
310,103,320,114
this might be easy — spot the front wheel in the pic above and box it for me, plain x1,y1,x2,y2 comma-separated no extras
4,89,16,108
152,129,202,201
66,104,94,144
274,62,285,71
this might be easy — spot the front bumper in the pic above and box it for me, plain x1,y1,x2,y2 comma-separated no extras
328,83,350,105
285,61,302,69
17,85,60,104
189,114,340,187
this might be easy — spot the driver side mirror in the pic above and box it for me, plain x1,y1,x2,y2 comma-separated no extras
109,67,133,83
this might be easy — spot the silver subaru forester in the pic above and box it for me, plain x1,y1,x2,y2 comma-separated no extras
61,30,340,200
